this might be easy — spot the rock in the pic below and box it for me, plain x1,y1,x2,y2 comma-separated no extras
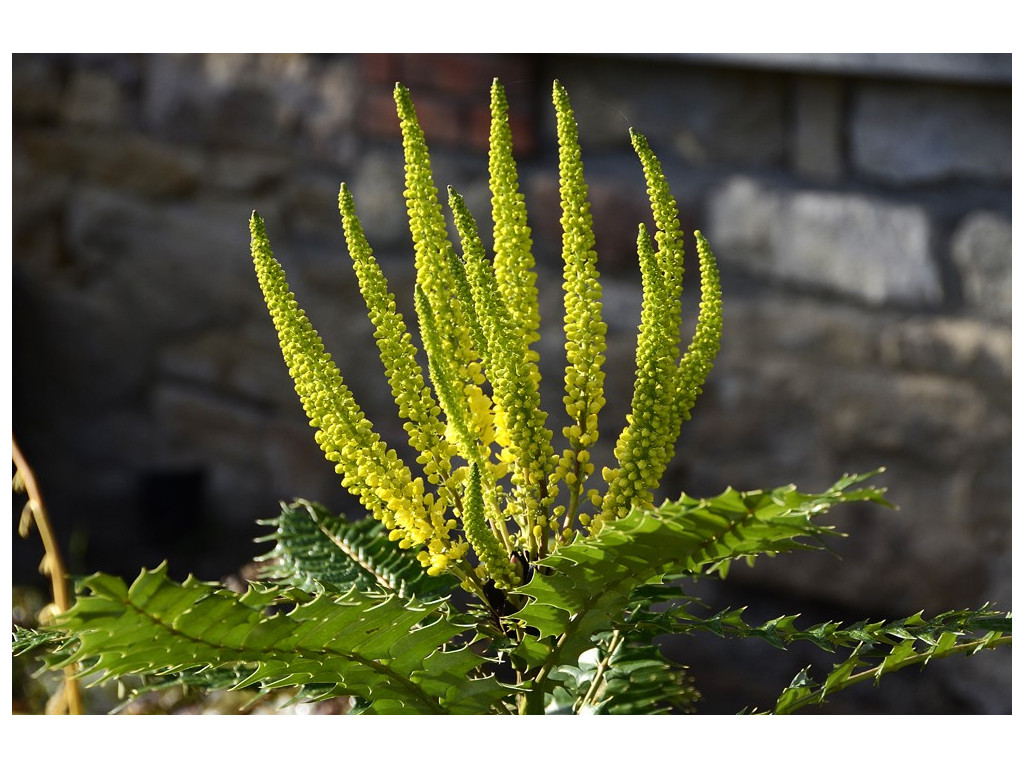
951,211,1011,324
65,189,261,336
792,75,845,182
710,177,942,307
851,82,1011,184
553,58,786,167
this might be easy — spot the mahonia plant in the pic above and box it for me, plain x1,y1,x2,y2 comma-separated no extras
250,79,724,598
20,80,1010,715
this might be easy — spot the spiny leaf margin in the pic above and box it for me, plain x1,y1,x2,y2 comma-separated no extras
256,499,458,600
509,471,890,677
771,608,1011,714
50,564,506,714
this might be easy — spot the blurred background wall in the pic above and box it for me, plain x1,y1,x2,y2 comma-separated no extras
11,52,1011,713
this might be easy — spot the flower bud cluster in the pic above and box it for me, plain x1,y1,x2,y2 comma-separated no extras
252,79,722,592
339,185,459,508
489,80,541,350
250,212,460,564
549,81,608,532
672,232,723,430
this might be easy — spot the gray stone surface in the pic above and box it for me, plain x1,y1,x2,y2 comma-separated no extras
709,177,942,306
672,53,1012,84
851,83,1012,184
675,294,1010,614
65,190,258,336
551,58,786,167
792,76,844,182
951,211,1012,324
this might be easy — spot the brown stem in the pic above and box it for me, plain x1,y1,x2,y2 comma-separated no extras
12,435,83,715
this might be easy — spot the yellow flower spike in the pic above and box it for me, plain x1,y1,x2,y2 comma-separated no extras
600,128,694,521
255,80,722,586
630,129,686,326
394,84,449,295
250,211,452,562
338,183,459,510
602,225,674,516
447,186,499,367
489,79,541,349
442,239,490,368
395,83,483,412
672,231,723,430
550,80,608,527
464,462,515,589
449,184,555,544
416,288,506,536
415,284,481,464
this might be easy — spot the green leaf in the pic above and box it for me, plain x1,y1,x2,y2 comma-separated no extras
256,499,457,600
511,471,890,696
553,631,700,715
12,625,72,656
53,565,505,714
762,607,1013,714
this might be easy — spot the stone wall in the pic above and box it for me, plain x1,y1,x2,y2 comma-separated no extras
12,53,1011,713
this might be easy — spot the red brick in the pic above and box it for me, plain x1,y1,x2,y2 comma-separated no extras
491,55,536,87
466,105,493,154
357,54,539,154
506,110,537,157
357,91,402,140
398,54,493,96
395,54,443,89
466,104,537,157
410,94,464,146
361,53,401,86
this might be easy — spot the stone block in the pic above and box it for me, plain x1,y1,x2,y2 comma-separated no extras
878,316,1011,393
791,76,844,182
851,82,1011,184
951,211,1011,324
14,277,152,412
710,177,941,306
153,383,285,528
12,148,70,277
19,131,205,198
825,370,998,464
12,54,64,122
157,325,298,408
667,292,1009,621
301,58,360,149
550,57,786,167
346,149,411,250
66,189,263,336
62,67,128,128
143,53,358,159
209,149,293,194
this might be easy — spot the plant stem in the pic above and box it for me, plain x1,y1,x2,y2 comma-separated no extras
775,634,1014,714
574,629,624,713
560,452,585,539
449,562,490,605
518,678,548,715
12,436,83,715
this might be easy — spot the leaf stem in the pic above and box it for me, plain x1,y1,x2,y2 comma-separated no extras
560,453,585,539
575,629,624,713
775,634,1013,714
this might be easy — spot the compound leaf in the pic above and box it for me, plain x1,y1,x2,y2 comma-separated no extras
52,564,505,714
511,471,890,693
256,499,457,600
